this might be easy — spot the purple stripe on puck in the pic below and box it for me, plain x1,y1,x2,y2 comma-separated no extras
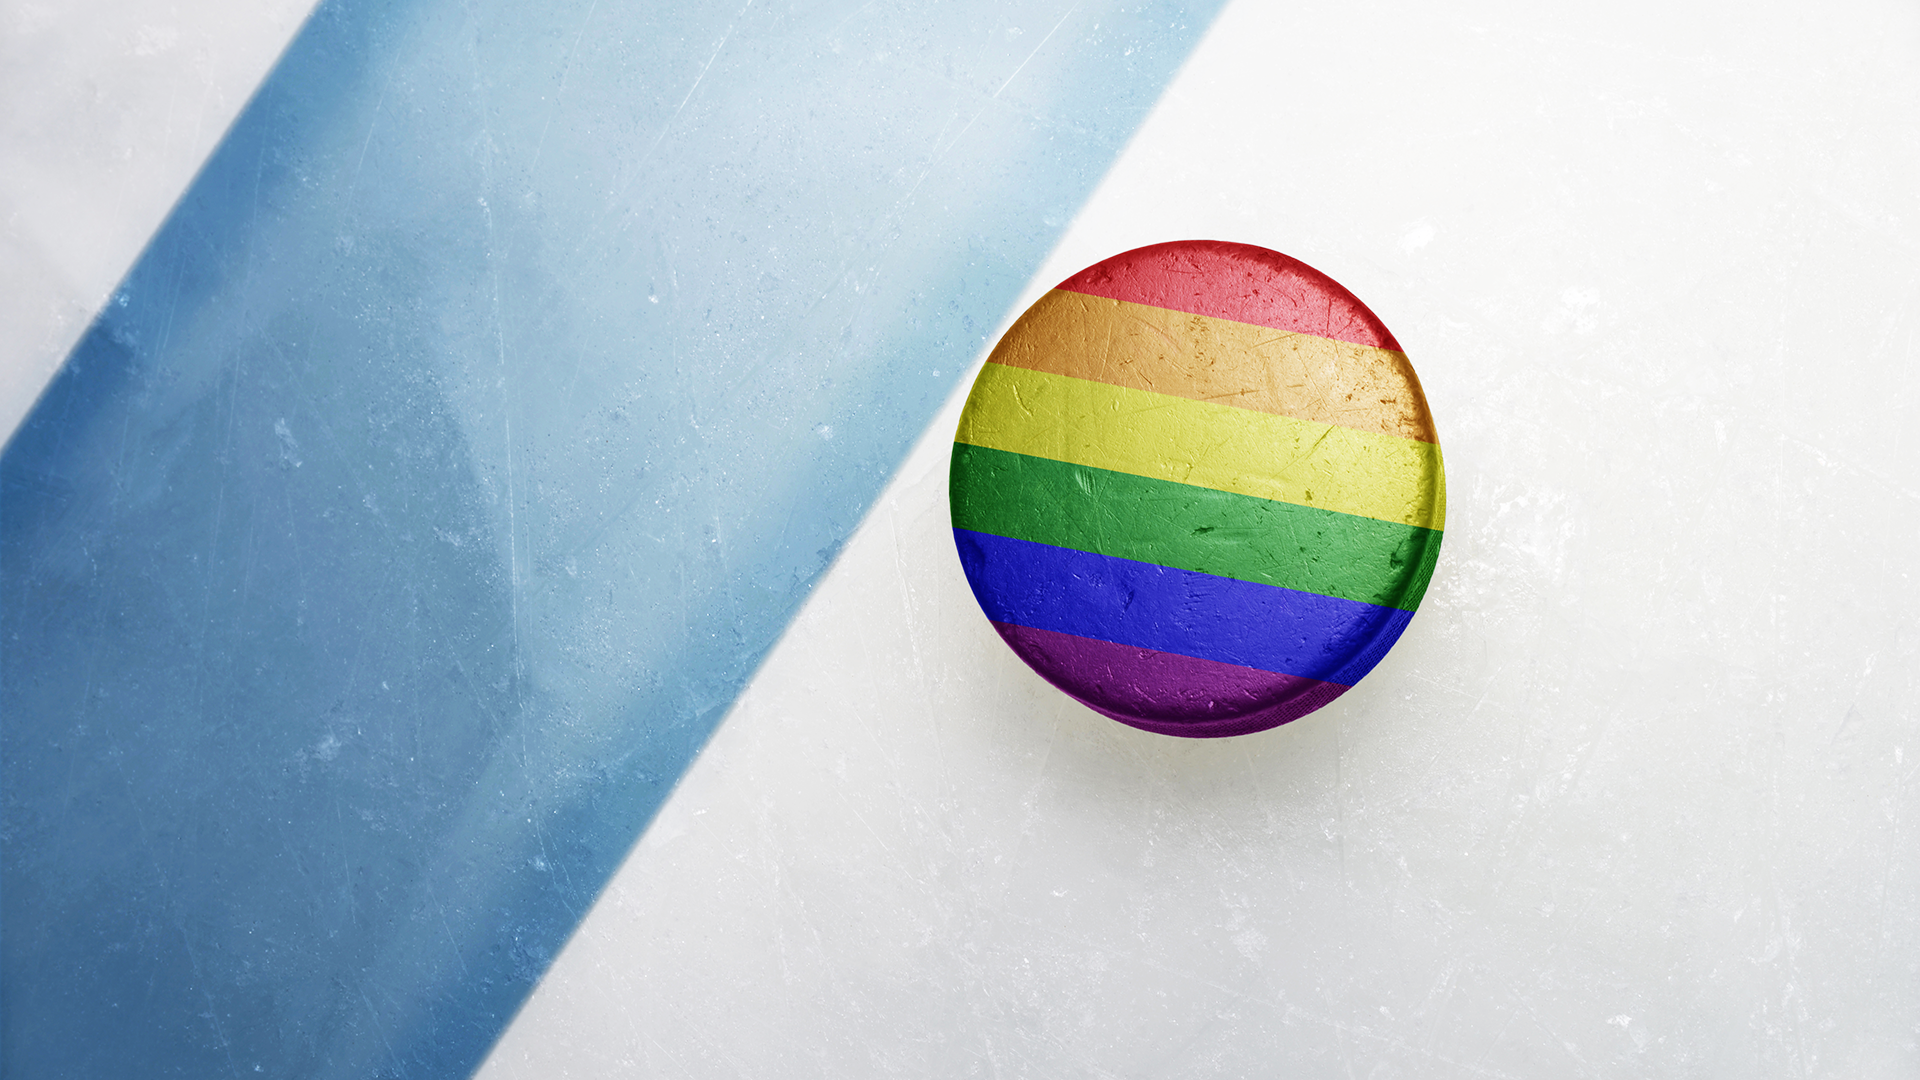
992,622,1352,738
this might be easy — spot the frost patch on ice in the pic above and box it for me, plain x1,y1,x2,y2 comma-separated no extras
273,417,302,468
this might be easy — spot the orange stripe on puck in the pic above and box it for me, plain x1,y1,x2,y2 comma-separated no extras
987,289,1436,443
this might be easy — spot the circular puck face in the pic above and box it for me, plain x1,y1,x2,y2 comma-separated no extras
949,240,1445,738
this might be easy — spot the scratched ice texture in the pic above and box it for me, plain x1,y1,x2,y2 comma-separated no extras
0,0,1224,1075
0,0,316,441
478,3,1920,1079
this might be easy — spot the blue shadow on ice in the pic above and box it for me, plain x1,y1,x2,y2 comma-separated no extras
1,0,1224,1075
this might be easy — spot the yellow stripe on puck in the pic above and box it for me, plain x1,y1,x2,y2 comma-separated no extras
955,362,1445,530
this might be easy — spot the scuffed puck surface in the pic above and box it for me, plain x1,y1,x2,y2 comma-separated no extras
950,240,1445,737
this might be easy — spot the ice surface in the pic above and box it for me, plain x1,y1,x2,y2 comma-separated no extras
479,2,1920,1078
0,0,318,441
0,0,1222,1075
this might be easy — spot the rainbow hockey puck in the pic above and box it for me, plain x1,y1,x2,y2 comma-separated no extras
949,240,1445,737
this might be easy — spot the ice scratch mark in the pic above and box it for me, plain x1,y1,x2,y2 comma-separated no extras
639,0,754,168
992,3,1080,100
346,87,387,204
528,0,600,175
359,990,404,1077
463,21,527,726
892,0,1083,212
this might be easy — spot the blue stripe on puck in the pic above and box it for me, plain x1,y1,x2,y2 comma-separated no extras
953,529,1414,687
